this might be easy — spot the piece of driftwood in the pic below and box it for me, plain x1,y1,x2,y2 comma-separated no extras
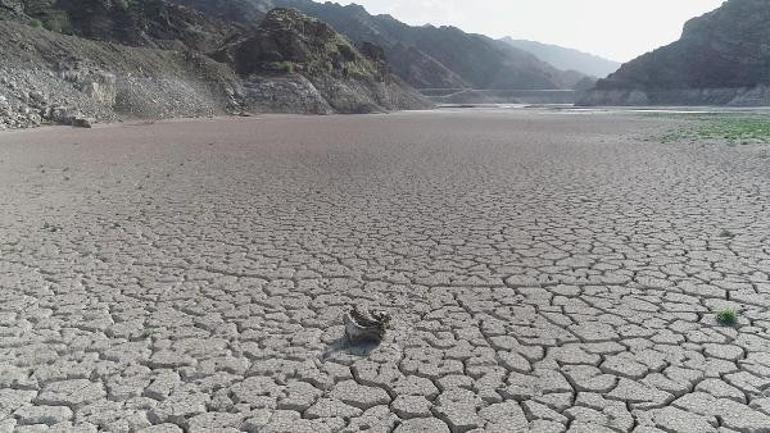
344,306,391,344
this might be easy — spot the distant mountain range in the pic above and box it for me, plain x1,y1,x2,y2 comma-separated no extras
175,0,593,91
14,0,738,131
3,0,763,127
581,0,770,106
500,38,620,78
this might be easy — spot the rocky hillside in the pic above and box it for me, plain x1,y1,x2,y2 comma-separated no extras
275,0,592,90
0,0,242,51
580,0,770,106
0,19,240,129
0,1,429,129
215,8,429,114
501,38,620,78
170,0,271,30
175,0,589,91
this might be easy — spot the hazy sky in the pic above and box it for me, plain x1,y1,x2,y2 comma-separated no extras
336,0,725,62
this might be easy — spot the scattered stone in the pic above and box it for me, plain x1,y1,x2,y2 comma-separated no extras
344,307,391,344
72,117,93,128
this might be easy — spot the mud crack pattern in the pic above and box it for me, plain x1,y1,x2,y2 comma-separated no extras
1,110,770,433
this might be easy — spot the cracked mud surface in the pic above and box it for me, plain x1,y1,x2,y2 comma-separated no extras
1,109,770,433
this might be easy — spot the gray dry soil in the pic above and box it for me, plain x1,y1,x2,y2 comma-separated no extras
1,109,770,433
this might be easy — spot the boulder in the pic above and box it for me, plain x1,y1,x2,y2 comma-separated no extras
72,117,93,128
344,307,391,344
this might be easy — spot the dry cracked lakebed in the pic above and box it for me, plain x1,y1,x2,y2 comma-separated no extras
1,108,770,432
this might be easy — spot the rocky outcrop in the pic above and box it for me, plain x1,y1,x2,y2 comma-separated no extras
580,0,770,106
170,0,270,31
271,0,590,91
0,0,25,17
173,0,589,91
215,8,430,114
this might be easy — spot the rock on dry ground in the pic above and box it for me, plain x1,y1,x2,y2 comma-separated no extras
0,109,770,432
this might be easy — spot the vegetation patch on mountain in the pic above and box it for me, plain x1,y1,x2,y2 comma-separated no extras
215,8,383,80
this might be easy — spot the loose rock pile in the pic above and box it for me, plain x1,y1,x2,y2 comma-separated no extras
0,62,120,129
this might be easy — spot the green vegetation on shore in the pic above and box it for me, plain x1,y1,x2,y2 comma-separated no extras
716,308,738,326
658,114,770,145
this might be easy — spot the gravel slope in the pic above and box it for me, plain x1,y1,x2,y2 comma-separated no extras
0,20,240,129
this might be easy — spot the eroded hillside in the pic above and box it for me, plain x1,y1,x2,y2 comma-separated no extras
0,1,430,129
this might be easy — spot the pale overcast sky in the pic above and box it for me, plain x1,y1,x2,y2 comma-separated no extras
336,0,725,62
